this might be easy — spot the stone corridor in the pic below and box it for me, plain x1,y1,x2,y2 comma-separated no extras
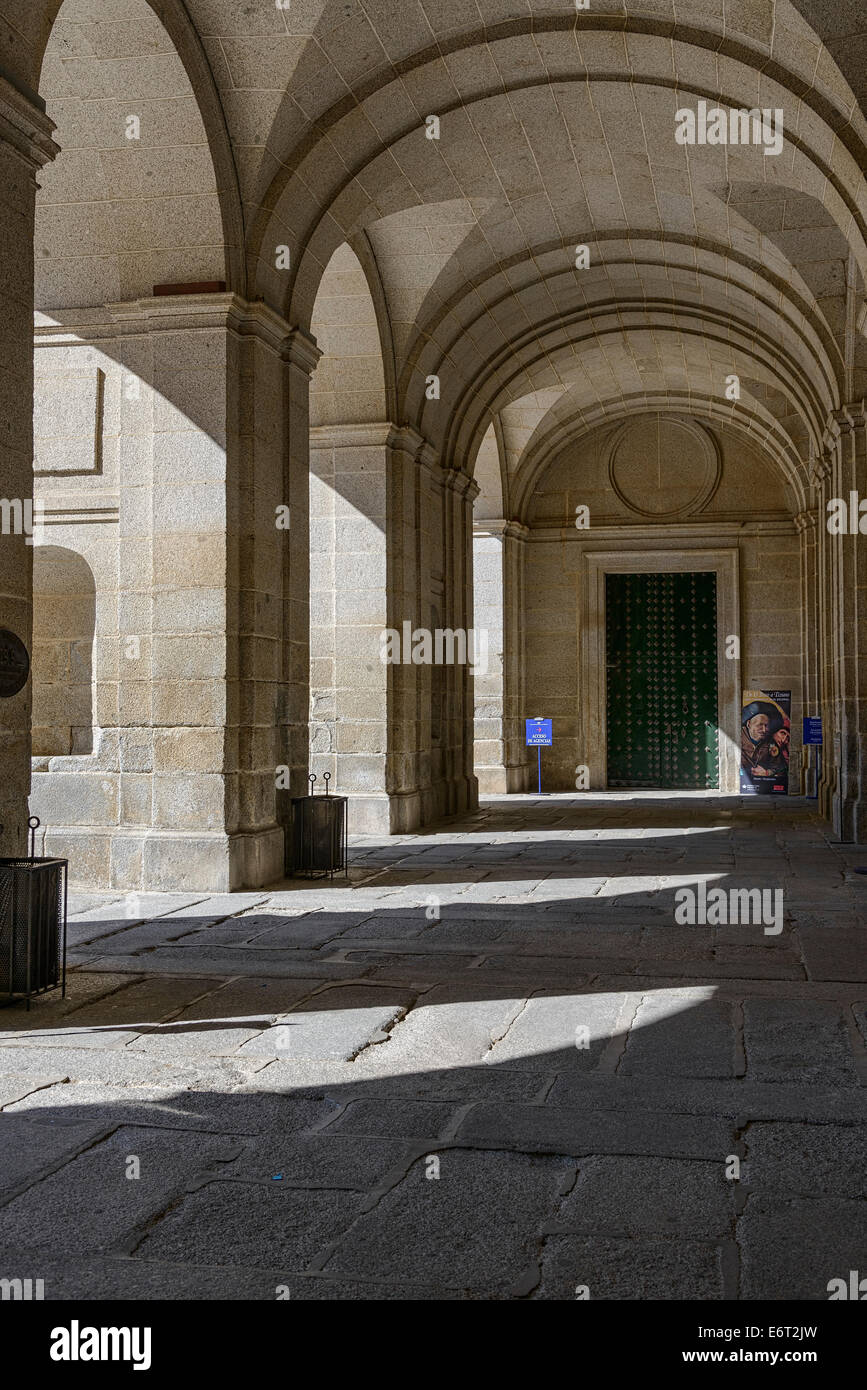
0,794,864,1300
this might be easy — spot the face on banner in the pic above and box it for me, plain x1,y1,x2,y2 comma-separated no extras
740,689,791,795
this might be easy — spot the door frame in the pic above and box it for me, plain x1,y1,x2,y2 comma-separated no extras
581,549,741,793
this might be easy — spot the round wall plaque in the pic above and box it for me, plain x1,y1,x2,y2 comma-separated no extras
0,629,30,698
606,415,721,519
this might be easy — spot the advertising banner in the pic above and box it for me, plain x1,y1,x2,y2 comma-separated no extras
740,689,791,795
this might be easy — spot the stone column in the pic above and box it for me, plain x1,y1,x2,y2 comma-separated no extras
795,506,820,798
31,294,304,888
811,446,837,826
306,424,480,834
812,405,867,840
442,468,479,817
385,432,479,826
473,518,531,794
230,306,311,885
383,426,430,831
276,327,320,842
0,74,58,856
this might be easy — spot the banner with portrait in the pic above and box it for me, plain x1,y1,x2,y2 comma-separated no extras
740,690,791,795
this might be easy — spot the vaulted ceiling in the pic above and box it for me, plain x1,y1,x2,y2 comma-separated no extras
10,0,867,501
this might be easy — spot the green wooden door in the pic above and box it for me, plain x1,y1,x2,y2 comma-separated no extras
605,572,719,789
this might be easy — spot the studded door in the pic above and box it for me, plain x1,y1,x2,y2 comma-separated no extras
605,572,719,789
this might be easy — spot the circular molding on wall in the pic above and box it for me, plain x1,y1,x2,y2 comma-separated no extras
606,415,721,519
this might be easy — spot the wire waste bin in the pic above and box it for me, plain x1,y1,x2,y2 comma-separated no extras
0,817,68,1009
290,773,348,878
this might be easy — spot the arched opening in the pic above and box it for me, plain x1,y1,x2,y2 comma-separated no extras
308,242,392,832
472,420,531,795
517,409,802,796
31,544,96,758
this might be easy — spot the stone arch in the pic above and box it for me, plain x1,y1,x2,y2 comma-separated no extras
438,309,830,490
32,0,243,295
472,422,505,523
30,544,95,758
511,394,809,524
309,242,389,428
34,0,235,308
307,241,393,829
249,5,867,328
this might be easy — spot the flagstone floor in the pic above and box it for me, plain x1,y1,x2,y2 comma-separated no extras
0,793,864,1300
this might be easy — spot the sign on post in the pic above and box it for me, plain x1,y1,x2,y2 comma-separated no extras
525,718,552,746
526,717,552,794
803,716,823,801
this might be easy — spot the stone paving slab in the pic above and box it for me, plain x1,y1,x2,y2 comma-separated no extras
483,991,630,1071
619,991,739,1078
363,985,527,1069
245,1060,551,1102
798,928,867,982
545,1073,867,1123
79,952,368,979
237,1005,406,1061
0,1126,245,1257
0,1256,469,1301
455,1103,734,1159
742,1121,867,1198
133,1182,364,1271
0,972,138,1031
225,1134,415,1189
0,1049,265,1088
0,1111,111,1194
549,1156,734,1238
739,1198,867,1300
322,1098,461,1140
535,1235,727,1300
321,1149,576,1293
0,1073,66,1106
743,999,859,1084
3,1084,340,1137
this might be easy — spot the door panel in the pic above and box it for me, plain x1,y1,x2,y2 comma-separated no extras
605,572,719,789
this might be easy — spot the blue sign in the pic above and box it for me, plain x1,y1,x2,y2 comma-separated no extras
526,718,553,747
803,717,823,745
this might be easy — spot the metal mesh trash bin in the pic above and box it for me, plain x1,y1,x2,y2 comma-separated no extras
290,774,348,878
0,817,67,1010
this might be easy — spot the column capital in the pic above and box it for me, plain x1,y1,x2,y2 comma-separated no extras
387,424,440,476
809,449,833,485
0,67,59,172
283,325,322,375
473,517,510,537
473,517,529,541
828,402,867,434
64,294,301,358
310,422,393,449
444,468,478,502
794,509,818,534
